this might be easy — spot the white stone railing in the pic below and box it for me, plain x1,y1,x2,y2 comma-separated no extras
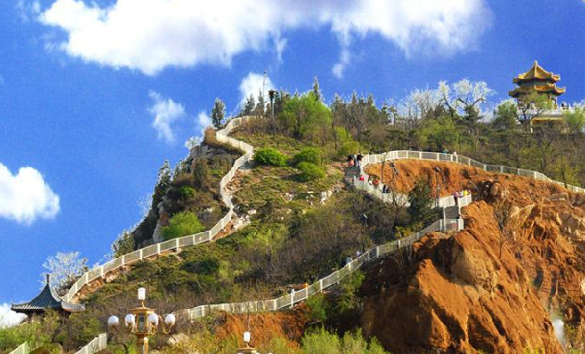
176,149,473,321
7,342,29,354
352,179,472,208
176,215,467,321
360,150,585,194
73,334,107,354
63,116,256,302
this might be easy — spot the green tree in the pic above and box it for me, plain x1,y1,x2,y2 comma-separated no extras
192,158,212,190
211,98,226,129
152,160,172,208
302,328,341,354
279,92,332,141
491,100,519,130
312,76,322,102
239,94,256,117
417,116,460,152
161,212,206,240
111,230,135,258
407,178,438,225
564,106,585,134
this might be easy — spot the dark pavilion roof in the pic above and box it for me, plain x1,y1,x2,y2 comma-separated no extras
11,275,85,314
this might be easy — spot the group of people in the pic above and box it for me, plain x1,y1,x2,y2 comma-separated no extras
452,190,470,206
347,153,364,168
356,174,393,194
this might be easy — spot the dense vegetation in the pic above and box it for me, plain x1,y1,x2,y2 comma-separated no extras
4,77,585,353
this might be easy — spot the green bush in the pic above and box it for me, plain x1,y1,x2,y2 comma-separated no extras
297,162,326,181
306,293,330,323
180,186,196,199
295,147,322,166
254,148,287,167
338,141,361,158
161,212,206,240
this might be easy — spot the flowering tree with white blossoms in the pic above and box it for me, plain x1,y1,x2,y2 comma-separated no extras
42,251,88,295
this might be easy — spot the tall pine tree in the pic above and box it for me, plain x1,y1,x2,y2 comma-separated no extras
211,98,226,129
312,76,322,102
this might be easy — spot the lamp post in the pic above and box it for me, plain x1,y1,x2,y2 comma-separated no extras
108,288,176,354
389,162,399,207
433,167,442,209
237,331,258,354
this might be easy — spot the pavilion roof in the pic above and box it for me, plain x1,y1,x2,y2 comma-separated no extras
508,83,565,98
513,61,561,84
11,275,85,315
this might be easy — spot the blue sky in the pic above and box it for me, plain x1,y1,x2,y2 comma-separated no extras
1,0,584,317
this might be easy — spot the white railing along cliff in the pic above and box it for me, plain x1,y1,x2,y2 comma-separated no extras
73,334,107,354
7,342,29,354
63,116,255,302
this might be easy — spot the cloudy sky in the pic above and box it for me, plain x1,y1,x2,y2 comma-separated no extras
1,0,584,321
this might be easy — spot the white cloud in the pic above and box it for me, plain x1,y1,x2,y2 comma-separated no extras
0,163,60,225
0,303,26,328
239,72,274,106
148,91,186,144
38,0,491,76
197,111,211,131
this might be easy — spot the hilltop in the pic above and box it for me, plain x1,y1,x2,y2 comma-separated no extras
3,83,585,354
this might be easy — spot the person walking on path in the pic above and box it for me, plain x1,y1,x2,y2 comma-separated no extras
356,152,363,168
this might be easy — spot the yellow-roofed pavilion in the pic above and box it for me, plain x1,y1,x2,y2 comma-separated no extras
509,61,565,107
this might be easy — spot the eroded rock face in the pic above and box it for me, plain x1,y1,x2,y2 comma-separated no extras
361,203,562,353
360,160,585,353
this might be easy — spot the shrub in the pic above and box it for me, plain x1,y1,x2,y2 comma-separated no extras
297,162,325,181
254,148,287,167
306,293,330,323
161,212,206,240
192,158,211,190
294,147,322,166
338,141,361,158
180,186,196,199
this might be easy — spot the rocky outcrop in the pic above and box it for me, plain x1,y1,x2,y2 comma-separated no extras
361,160,585,353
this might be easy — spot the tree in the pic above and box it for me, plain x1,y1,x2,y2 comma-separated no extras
192,158,212,190
564,105,585,134
239,94,256,117
255,90,265,117
517,91,553,129
492,199,516,258
397,87,442,129
211,98,226,129
407,178,438,225
152,160,171,208
438,79,494,122
111,230,135,258
279,92,332,141
491,100,519,131
312,76,322,102
42,252,88,295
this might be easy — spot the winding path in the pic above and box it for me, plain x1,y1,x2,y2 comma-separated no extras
12,116,585,354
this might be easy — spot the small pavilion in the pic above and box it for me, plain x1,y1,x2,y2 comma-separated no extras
11,275,85,317
509,61,567,126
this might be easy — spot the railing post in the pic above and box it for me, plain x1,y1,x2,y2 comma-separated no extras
156,243,161,255
175,238,180,252
121,255,126,266
290,289,295,308
418,151,422,159
139,248,143,260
